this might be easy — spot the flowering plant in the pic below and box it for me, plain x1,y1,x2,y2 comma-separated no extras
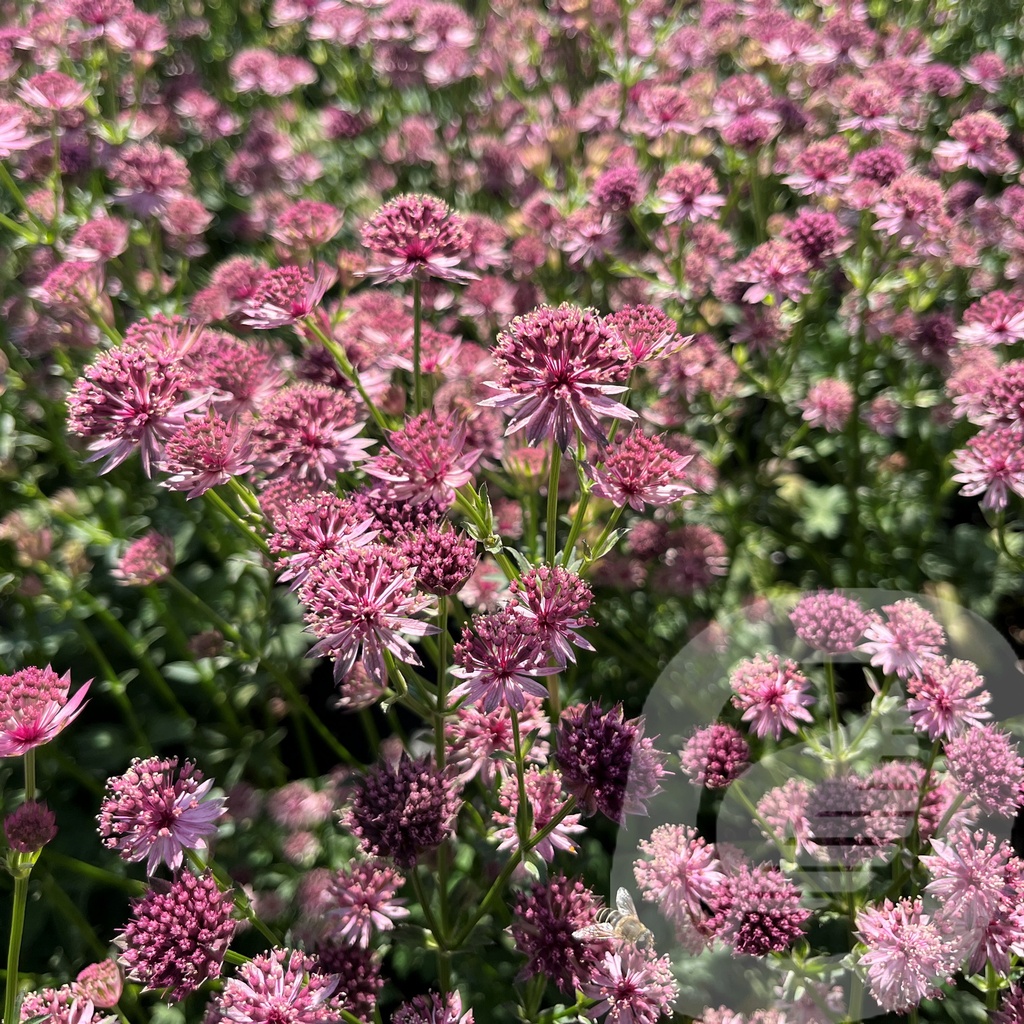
3,0,1024,1022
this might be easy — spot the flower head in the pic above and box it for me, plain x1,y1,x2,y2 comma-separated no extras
113,532,176,586
605,306,689,367
859,600,945,680
400,522,479,596
951,425,1024,511
394,992,473,1024
800,378,854,432
945,725,1024,817
654,162,726,223
922,828,1010,934
509,565,596,666
4,801,58,853
708,864,810,956
729,654,815,740
161,413,255,499
855,898,955,1014
634,824,724,928
214,948,344,1024
98,756,225,875
360,194,474,284
364,413,482,506
556,703,670,822
300,545,438,686
679,725,750,789
241,264,335,329
494,767,584,861
581,948,679,1024
790,592,871,653
482,304,635,450
116,871,235,1002
591,431,695,511
344,753,460,867
67,347,210,476
906,659,991,740
326,859,410,948
511,875,610,991
0,666,91,758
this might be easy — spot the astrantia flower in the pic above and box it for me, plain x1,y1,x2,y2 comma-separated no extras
906,659,991,740
215,948,344,1024
581,948,679,1024
450,606,557,713
73,960,123,1010
945,725,1024,817
0,108,41,158
494,767,584,860
446,697,549,788
269,492,378,590
300,544,438,685
734,240,811,305
635,824,724,928
364,413,482,506
556,703,670,822
360,194,474,284
511,875,609,991
855,898,955,1013
955,292,1024,348
400,522,478,597
591,431,695,511
679,725,750,789
653,162,726,224
782,138,852,197
4,801,58,853
17,71,89,111
605,306,689,366
800,378,854,432
161,414,255,499
97,756,225,875
872,173,950,256
0,666,91,758
790,592,871,653
481,304,636,450
708,864,810,955
116,871,235,1002
729,654,815,740
859,600,945,680
112,532,176,586
110,142,191,217
922,828,1010,934
312,941,382,1021
326,859,410,948
240,264,335,329
344,753,460,867
67,348,210,476
253,384,373,484
509,565,596,667
393,992,473,1024
951,425,1024,511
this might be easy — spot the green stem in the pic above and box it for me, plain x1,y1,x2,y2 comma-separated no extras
204,488,271,557
4,876,29,1024
24,748,35,802
413,277,423,415
561,486,592,567
0,161,49,232
546,443,562,565
582,505,624,570
305,316,390,432
42,851,145,895
510,711,531,851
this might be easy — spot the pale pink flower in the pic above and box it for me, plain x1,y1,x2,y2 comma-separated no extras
951,425,1024,511
582,948,679,1024
859,600,945,680
494,767,584,860
906,659,992,740
326,859,410,948
0,666,91,758
729,654,815,740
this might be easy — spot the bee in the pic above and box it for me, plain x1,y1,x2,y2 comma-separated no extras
572,887,654,950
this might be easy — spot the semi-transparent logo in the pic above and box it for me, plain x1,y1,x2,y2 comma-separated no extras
608,590,1024,1022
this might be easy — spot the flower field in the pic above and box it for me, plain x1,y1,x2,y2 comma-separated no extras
3,0,1024,1021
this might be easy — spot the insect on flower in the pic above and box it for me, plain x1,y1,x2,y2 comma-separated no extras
573,887,654,950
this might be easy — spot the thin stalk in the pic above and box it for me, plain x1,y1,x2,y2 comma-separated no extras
42,851,145,895
24,748,35,802
413,278,424,414
0,161,49,232
561,488,592,567
4,876,29,1024
546,443,562,565
510,712,531,852
582,505,624,570
204,488,271,557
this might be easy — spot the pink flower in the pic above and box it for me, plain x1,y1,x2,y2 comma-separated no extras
509,565,596,667
112,532,176,586
364,413,482,506
0,666,91,758
855,898,955,1013
450,607,558,713
859,600,945,680
905,659,991,740
945,725,1024,818
679,725,750,789
955,292,1024,348
300,545,438,686
729,654,815,740
494,767,584,860
240,264,335,329
68,347,211,476
581,948,679,1024
214,948,344,1023
360,194,475,284
482,304,636,450
605,306,689,367
800,378,855,432
782,138,852,197
653,162,726,224
0,108,41,158
707,863,810,956
160,413,255,499
591,431,695,511
934,112,1016,175
734,241,811,305
872,173,950,256
951,426,1024,511
326,859,410,948
922,828,1010,935
97,756,225,875
17,71,89,111
446,696,549,787
790,592,871,653
634,824,724,928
